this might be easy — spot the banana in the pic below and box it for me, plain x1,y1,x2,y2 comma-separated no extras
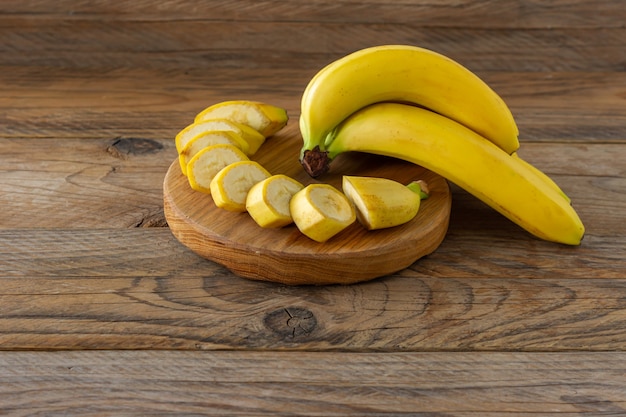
178,130,250,176
290,184,356,242
195,100,289,138
176,119,266,156
299,44,519,168
342,176,427,230
313,102,584,245
511,152,572,204
246,174,304,228
210,160,271,212
186,144,249,194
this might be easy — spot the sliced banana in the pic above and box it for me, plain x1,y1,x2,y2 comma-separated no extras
194,100,288,138
342,176,426,230
175,119,265,155
246,174,304,228
178,130,250,176
210,160,271,212
290,184,356,242
186,144,249,194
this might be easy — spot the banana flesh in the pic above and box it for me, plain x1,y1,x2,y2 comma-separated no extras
321,103,584,245
299,44,519,164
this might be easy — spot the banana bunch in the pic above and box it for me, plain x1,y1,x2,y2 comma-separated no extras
299,45,585,245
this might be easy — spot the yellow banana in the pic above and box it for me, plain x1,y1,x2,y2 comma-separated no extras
176,119,266,156
210,160,271,212
342,176,427,230
290,184,356,242
511,152,571,204
178,130,250,176
195,100,288,138
314,102,584,245
246,174,304,228
299,44,519,167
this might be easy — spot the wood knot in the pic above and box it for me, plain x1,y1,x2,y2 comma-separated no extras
264,307,317,339
107,137,163,159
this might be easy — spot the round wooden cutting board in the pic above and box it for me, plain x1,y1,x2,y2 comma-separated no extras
163,126,452,285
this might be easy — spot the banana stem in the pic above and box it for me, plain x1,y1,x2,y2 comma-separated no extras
407,180,430,200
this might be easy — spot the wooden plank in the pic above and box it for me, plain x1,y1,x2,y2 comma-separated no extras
0,350,625,415
1,68,624,141
0,19,623,72
1,134,622,233
1,228,625,350
0,136,175,228
1,0,624,29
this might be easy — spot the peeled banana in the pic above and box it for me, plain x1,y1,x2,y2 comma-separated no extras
311,102,584,245
299,44,519,169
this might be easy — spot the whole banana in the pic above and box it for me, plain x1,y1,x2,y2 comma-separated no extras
299,44,519,171
317,102,584,245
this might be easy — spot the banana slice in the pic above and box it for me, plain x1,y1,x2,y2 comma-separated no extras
175,119,266,155
290,184,356,242
342,176,428,230
210,160,271,212
178,130,250,176
186,144,249,194
194,100,288,138
246,174,304,228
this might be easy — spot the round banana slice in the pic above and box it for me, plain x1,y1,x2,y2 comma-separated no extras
246,174,304,228
178,130,250,176
186,144,249,194
175,118,266,155
210,160,271,212
290,184,356,242
194,100,288,138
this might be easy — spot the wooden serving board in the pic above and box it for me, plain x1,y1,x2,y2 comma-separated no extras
163,126,452,285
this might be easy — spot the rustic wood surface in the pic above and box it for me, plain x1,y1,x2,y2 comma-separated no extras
1,1,625,415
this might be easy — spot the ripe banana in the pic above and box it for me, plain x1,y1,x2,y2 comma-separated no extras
176,119,266,155
290,184,356,242
187,143,249,194
342,176,427,230
210,160,271,212
246,174,304,228
299,44,519,169
511,152,571,204
314,102,584,245
195,100,289,138
179,130,250,176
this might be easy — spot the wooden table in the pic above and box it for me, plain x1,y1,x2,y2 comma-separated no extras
1,1,625,415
